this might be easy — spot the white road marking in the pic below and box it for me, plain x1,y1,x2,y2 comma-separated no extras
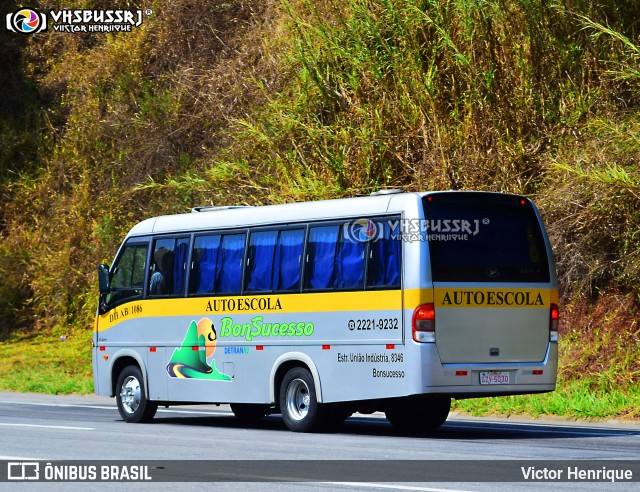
0,400,114,410
0,399,232,416
324,482,475,492
0,455,48,460
0,422,94,430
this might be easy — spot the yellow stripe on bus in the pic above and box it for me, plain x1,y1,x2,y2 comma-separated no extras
97,289,408,332
95,287,557,332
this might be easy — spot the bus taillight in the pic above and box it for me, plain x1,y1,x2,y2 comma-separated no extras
412,303,435,343
549,303,559,342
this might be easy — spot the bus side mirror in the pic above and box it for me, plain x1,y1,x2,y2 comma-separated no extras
98,264,110,294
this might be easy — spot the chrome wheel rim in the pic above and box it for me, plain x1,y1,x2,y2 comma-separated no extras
120,375,141,414
285,378,310,421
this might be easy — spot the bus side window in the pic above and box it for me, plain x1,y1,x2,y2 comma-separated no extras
304,225,339,290
149,244,173,295
367,221,401,288
216,234,246,295
173,238,190,295
335,231,365,289
246,229,306,293
189,235,221,294
304,223,369,291
245,230,278,292
149,237,189,297
275,229,305,292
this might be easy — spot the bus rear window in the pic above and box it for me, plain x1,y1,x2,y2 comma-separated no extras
423,193,550,283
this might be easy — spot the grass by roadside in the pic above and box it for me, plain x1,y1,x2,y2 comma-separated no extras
0,327,93,395
452,379,640,421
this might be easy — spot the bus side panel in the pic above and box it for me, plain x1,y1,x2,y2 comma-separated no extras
95,290,414,405
310,342,414,403
147,347,168,401
92,345,108,396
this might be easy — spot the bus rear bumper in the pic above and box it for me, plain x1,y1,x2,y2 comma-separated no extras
418,384,556,399
419,342,558,397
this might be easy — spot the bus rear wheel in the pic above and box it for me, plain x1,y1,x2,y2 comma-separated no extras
280,367,323,432
385,396,451,433
115,365,158,423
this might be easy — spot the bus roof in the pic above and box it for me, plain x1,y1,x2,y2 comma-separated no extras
126,191,427,237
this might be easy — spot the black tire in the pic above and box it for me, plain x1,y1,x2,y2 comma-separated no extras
385,397,451,433
230,403,268,423
279,367,323,432
115,365,158,423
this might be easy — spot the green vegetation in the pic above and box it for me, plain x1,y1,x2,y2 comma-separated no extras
0,0,638,419
0,329,93,394
454,380,640,420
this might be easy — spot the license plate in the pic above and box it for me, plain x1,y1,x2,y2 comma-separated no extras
480,371,510,385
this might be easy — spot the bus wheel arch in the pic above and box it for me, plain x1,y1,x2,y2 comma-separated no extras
270,353,323,406
109,350,146,397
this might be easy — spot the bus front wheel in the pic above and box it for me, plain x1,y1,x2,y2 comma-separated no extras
280,367,322,432
115,365,158,423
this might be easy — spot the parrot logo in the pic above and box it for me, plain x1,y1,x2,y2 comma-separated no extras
166,318,232,380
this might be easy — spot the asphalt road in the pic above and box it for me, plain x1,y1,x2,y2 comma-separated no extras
0,392,638,491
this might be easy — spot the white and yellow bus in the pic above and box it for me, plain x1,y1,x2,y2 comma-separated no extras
94,190,559,432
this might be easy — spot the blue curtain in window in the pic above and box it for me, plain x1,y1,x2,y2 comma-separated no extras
276,229,304,291
172,239,189,295
193,235,221,294
383,230,401,286
246,231,277,292
336,237,365,288
367,222,401,287
306,226,339,289
216,234,245,294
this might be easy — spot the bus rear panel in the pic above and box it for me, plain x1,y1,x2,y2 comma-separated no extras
414,192,557,397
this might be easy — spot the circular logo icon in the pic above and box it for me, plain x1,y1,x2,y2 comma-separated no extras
346,219,380,243
9,9,44,34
